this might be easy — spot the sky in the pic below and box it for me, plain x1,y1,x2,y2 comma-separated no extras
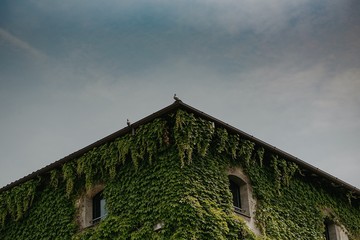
0,0,359,189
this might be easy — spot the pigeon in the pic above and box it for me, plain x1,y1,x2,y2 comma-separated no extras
173,94,180,102
127,119,131,126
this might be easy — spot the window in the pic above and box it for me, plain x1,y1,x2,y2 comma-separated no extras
323,219,349,240
92,191,107,224
77,185,107,229
324,220,331,240
229,179,241,211
228,175,250,216
227,168,261,234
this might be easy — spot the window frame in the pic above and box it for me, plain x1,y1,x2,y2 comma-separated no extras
91,190,107,225
227,166,254,219
323,217,349,240
321,207,351,240
228,174,250,217
77,184,106,229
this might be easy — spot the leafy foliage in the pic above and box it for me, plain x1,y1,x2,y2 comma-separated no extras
0,185,76,239
0,179,38,225
0,109,359,239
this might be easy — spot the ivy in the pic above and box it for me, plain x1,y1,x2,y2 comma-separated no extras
229,134,240,159
215,127,229,153
63,161,76,197
76,146,106,191
239,140,255,167
0,108,359,239
128,118,168,168
0,179,38,225
247,154,359,239
105,142,120,180
270,155,299,194
0,185,76,239
50,169,60,189
256,147,265,167
174,110,215,166
117,135,131,165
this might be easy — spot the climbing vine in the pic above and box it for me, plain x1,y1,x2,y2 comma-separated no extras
0,108,359,239
63,161,76,197
269,155,299,194
174,110,215,166
50,169,60,189
0,178,38,226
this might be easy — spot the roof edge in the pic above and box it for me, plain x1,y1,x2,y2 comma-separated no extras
177,101,360,194
0,101,182,193
1,100,359,195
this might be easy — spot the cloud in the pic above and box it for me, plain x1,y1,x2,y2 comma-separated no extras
0,28,46,60
26,0,312,34
0,0,359,188
310,68,360,131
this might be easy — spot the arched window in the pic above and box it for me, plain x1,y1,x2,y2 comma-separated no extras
228,175,249,216
77,185,107,229
323,218,349,240
92,191,107,224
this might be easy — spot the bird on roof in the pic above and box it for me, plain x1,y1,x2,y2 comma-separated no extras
173,94,181,102
127,119,131,126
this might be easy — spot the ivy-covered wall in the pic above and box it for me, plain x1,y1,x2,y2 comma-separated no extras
0,109,359,239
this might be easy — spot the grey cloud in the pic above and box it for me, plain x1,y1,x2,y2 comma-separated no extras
0,28,46,60
0,0,359,189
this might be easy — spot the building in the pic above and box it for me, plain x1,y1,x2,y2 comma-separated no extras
0,100,359,239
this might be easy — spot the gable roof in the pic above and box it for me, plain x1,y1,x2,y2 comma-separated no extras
1,100,359,196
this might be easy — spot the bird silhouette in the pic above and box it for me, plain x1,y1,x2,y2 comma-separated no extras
127,119,131,126
173,94,180,102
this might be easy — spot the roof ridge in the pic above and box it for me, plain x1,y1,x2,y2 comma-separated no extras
1,100,359,196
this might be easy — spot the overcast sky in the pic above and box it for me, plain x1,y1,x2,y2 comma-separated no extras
0,0,359,189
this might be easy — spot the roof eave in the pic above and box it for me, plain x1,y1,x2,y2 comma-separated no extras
1,100,359,196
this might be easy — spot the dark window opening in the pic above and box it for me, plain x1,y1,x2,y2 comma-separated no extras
324,220,331,240
229,179,242,212
92,191,107,224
